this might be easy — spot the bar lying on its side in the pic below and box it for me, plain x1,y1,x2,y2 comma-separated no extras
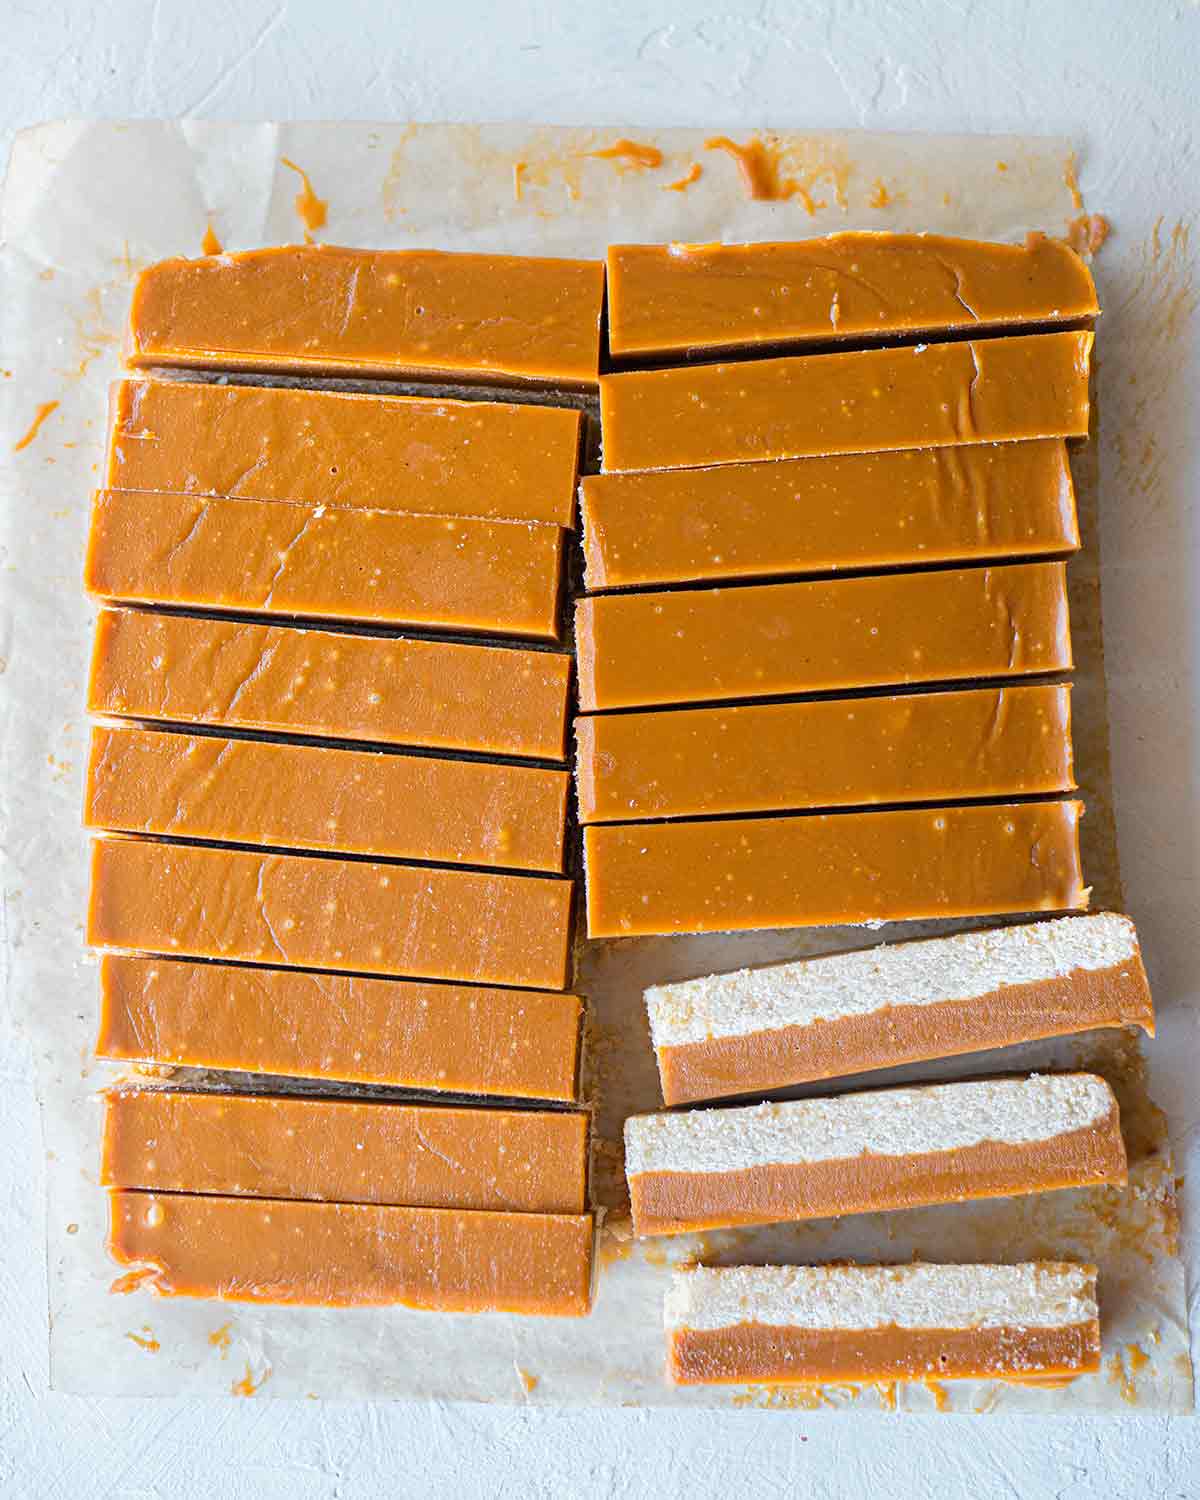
127,246,605,388
581,440,1080,590
87,837,573,990
625,1072,1125,1236
85,724,569,872
599,331,1092,472
106,378,584,526
102,1088,589,1213
96,954,583,1101
665,1262,1101,1386
85,488,564,641
108,1191,594,1315
607,233,1098,358
88,608,572,762
575,562,1071,711
584,801,1087,939
646,913,1153,1106
576,684,1075,823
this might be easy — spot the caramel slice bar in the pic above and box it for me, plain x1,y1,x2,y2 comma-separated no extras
607,233,1097,358
625,1072,1125,1236
665,1263,1101,1386
647,913,1153,1106
599,331,1092,472
85,724,569,873
88,609,571,761
88,838,573,989
109,1192,593,1314
85,489,563,641
581,440,1079,590
126,246,605,388
575,562,1071,711
584,801,1086,938
102,1088,588,1213
576,684,1074,824
106,378,583,526
97,955,582,1101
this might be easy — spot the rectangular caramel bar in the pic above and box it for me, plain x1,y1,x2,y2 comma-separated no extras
576,684,1075,823
85,489,564,641
106,378,583,526
600,331,1092,472
85,724,569,873
665,1263,1101,1386
88,838,573,989
102,1088,588,1213
625,1073,1125,1236
576,562,1071,711
109,1192,593,1314
97,954,582,1101
88,609,571,761
584,801,1086,938
607,233,1097,358
581,440,1079,590
126,246,605,388
647,913,1153,1106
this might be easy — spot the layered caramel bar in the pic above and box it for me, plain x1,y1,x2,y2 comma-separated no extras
127,246,605,388
647,913,1153,1105
665,1263,1101,1386
625,1072,1125,1236
88,838,573,989
109,1192,593,1314
600,331,1092,471
85,724,569,872
105,379,583,526
576,685,1074,823
88,609,572,761
584,801,1086,939
576,562,1071,711
85,489,564,640
607,233,1097,358
581,440,1079,590
102,1088,588,1213
97,955,582,1101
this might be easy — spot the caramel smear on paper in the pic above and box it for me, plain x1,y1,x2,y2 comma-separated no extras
1061,150,1110,256
110,1267,156,1295
515,1365,539,1395
705,135,850,213
869,178,892,208
232,1362,272,1397
208,1322,233,1356
201,223,223,256
281,158,328,235
125,1326,160,1353
13,400,59,452
587,139,664,171
513,161,527,201
666,163,703,193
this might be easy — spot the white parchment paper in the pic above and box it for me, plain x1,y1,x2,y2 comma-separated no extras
0,121,1189,1411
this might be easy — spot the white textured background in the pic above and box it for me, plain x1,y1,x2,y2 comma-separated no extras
2,1,1198,1495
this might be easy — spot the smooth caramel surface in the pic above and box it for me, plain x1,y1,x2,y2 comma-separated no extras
102,1088,589,1213
576,562,1071,711
88,609,572,761
584,801,1086,937
127,246,605,388
86,724,569,872
581,440,1079,590
88,838,573,989
106,379,583,526
607,233,1097,357
600,331,1092,471
576,684,1074,822
109,1191,594,1314
85,488,564,640
97,954,583,1101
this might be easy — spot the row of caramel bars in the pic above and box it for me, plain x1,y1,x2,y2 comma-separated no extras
578,237,1096,942
91,247,606,1318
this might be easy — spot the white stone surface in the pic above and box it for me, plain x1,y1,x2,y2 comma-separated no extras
1,0,1197,1494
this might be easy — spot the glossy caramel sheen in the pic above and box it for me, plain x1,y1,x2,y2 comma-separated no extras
127,246,604,388
584,801,1086,938
607,233,1097,357
106,378,583,526
599,331,1092,471
86,724,569,872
